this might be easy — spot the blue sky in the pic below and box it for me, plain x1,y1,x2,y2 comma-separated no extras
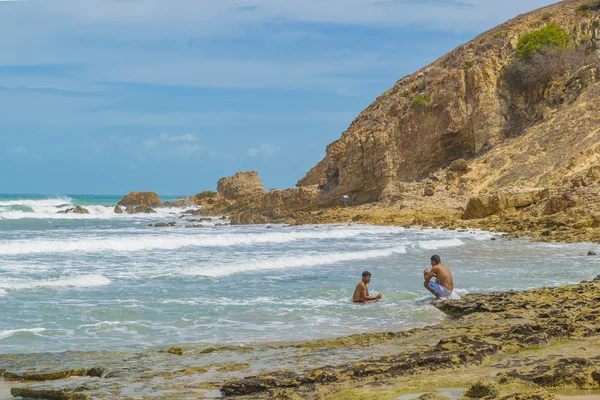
0,0,555,195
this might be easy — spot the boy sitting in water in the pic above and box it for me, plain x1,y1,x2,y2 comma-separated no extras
353,271,383,303
423,255,460,301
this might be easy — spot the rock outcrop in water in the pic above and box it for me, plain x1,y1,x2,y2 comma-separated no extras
117,192,162,208
56,206,90,215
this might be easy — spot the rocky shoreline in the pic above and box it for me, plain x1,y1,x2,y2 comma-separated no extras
2,275,599,399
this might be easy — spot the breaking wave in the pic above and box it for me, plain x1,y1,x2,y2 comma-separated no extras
183,245,408,277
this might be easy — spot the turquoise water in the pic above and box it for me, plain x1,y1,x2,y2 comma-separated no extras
0,194,599,355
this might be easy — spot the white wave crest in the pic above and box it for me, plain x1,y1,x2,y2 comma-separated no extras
0,328,46,340
418,238,464,250
0,274,112,290
0,230,370,255
0,288,6,296
183,245,407,277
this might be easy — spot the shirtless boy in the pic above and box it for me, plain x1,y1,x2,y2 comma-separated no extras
353,271,383,303
423,255,457,300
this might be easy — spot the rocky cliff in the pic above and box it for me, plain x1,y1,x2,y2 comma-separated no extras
297,0,600,201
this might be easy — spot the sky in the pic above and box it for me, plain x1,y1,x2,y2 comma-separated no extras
0,0,556,195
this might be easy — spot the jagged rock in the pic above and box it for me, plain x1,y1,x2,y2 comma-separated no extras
464,380,499,398
57,206,90,214
463,190,545,219
587,251,596,256
118,192,162,208
217,171,265,200
168,347,182,356
163,198,194,207
11,388,89,400
499,358,598,388
114,205,123,214
593,275,600,281
125,206,156,214
449,159,470,172
230,212,269,225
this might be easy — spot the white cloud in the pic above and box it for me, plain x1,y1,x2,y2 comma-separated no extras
159,133,198,142
248,144,280,157
142,138,157,148
141,133,203,157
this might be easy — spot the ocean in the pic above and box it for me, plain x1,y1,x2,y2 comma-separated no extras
1,194,599,355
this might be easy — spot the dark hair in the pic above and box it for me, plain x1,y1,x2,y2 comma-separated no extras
431,255,441,264
362,271,371,277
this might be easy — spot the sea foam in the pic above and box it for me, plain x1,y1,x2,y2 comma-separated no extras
418,238,465,250
0,229,377,255
183,245,407,277
0,274,112,291
0,328,46,341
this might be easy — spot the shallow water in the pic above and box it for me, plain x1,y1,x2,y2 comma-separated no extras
1,194,599,355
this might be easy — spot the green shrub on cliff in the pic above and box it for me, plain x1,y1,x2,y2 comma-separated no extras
411,95,430,110
516,23,571,59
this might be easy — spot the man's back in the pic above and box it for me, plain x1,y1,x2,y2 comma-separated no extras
433,263,454,291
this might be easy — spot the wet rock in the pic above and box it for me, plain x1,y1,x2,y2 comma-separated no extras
11,388,89,400
57,206,90,214
118,191,162,208
464,380,499,398
185,224,205,228
163,198,194,207
417,393,451,400
125,206,156,214
587,251,596,256
217,363,250,372
150,222,170,227
500,358,597,388
168,347,183,356
594,275,600,281
2,367,105,381
114,205,123,214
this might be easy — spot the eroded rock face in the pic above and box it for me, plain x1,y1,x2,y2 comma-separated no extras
217,171,265,200
118,192,162,208
462,189,545,219
113,205,123,214
296,1,600,200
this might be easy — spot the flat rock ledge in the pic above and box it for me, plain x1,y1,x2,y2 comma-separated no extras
221,280,600,397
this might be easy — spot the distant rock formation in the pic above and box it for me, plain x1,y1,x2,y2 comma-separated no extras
118,192,163,208
57,206,90,214
217,171,265,200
